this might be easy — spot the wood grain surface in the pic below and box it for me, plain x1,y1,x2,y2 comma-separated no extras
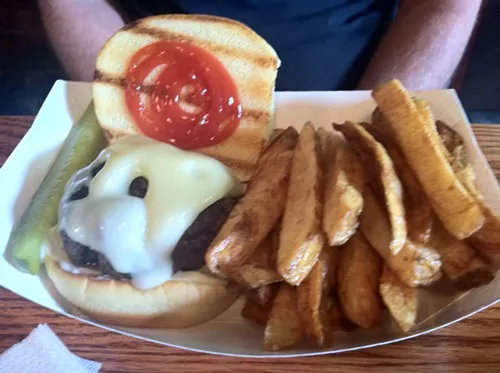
1,116,500,373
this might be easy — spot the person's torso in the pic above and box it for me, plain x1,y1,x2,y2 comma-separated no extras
119,0,399,90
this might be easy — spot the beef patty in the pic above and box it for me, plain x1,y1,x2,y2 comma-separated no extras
61,196,237,280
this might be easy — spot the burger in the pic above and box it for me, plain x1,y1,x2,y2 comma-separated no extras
42,14,280,328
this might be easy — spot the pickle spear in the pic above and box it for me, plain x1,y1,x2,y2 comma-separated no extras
7,102,106,274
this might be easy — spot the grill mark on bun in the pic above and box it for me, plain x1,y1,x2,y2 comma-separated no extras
200,135,265,164
126,26,278,69
242,109,270,124
94,71,271,134
155,14,245,28
208,154,253,174
94,70,127,86
184,14,244,27
95,70,274,108
94,70,156,95
95,72,272,124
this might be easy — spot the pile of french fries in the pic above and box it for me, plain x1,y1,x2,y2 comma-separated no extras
205,79,500,351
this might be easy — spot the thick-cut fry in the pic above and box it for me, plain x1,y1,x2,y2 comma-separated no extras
328,297,357,332
267,128,286,148
328,246,341,288
360,188,442,287
435,120,468,172
337,232,382,329
371,107,393,139
328,297,343,331
231,226,282,288
263,283,304,350
252,283,280,307
362,120,433,244
206,127,298,276
297,248,339,347
269,220,281,264
436,122,500,259
469,212,500,260
425,109,496,254
278,122,324,286
373,98,439,141
241,284,279,326
465,170,500,259
318,128,365,246
386,149,433,244
242,298,272,327
379,265,418,332
430,219,494,291
372,79,484,239
413,99,435,130
316,127,336,172
334,121,406,254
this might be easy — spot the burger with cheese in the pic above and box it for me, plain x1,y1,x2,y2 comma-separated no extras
43,14,280,328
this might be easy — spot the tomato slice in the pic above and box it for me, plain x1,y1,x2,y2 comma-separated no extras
125,41,242,149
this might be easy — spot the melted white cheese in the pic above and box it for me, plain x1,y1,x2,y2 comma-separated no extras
61,136,239,290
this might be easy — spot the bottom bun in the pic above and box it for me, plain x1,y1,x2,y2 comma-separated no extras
45,256,241,328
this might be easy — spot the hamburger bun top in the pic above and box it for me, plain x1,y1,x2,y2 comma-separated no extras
93,14,280,181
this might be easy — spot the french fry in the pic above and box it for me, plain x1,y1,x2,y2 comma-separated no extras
372,80,484,239
278,123,324,286
373,98,439,149
251,283,280,307
362,120,433,244
374,115,500,259
318,128,365,246
328,247,341,288
465,171,500,259
242,298,272,327
413,99,436,130
436,121,500,259
371,107,393,140
205,127,298,276
385,150,433,244
231,263,281,289
379,265,418,333
430,219,494,291
231,225,282,288
323,250,356,333
267,128,286,148
328,297,343,331
297,248,339,347
241,284,279,327
360,188,442,287
435,120,468,172
333,121,406,254
421,108,497,256
328,296,357,332
337,232,382,329
316,127,336,171
263,283,304,350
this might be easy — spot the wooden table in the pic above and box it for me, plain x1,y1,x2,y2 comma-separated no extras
1,116,500,373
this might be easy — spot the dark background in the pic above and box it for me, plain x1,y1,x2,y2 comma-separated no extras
0,0,66,115
0,0,498,122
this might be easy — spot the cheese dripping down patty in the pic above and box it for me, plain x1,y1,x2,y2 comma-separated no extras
59,135,241,290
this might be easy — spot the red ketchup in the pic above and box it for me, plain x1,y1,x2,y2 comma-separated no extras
125,41,242,150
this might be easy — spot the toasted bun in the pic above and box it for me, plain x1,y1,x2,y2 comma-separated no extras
45,255,241,328
93,14,280,181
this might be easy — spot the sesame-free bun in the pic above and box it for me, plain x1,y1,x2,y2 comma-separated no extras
93,14,280,181
44,255,241,328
